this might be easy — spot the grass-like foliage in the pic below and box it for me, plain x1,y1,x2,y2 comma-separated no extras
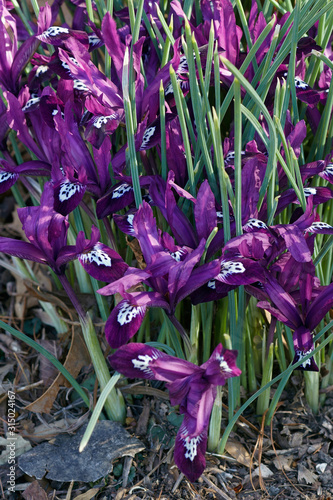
0,0,333,482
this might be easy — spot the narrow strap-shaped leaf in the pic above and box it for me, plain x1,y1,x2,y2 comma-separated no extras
0,320,90,407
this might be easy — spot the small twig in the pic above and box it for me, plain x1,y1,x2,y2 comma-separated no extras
130,446,175,489
222,403,270,438
0,380,44,405
13,351,30,385
270,403,306,498
171,472,184,493
120,384,169,400
257,410,268,493
65,480,74,500
122,456,133,488
201,475,234,500
319,384,333,394
16,380,44,393
250,408,269,494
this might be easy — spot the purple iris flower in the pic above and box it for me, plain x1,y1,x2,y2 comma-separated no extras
0,2,40,94
257,274,333,371
83,95,123,149
5,91,50,163
230,196,319,265
275,65,321,107
52,163,88,216
276,187,333,216
109,342,241,482
58,225,129,283
0,157,51,194
0,182,70,274
93,201,221,347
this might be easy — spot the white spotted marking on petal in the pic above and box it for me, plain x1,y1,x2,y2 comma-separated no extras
295,77,309,90
126,214,135,234
295,349,313,368
80,245,112,267
127,214,135,225
73,80,89,91
52,109,65,119
132,354,153,373
117,301,145,326
170,249,186,261
183,434,203,462
177,55,189,74
164,81,174,96
43,26,69,37
112,183,133,198
0,171,16,183
305,222,333,233
58,181,82,202
244,218,268,230
224,150,245,164
132,352,158,374
217,261,246,282
22,97,41,111
207,279,216,289
304,187,317,196
140,126,156,150
36,65,49,77
88,33,101,46
61,56,80,75
93,114,118,129
70,56,80,66
323,163,333,175
218,355,232,373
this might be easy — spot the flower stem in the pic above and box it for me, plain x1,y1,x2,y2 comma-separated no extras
168,314,193,360
58,273,126,422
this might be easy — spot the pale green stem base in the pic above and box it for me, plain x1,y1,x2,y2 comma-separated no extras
304,370,320,415
207,386,222,452
58,274,125,422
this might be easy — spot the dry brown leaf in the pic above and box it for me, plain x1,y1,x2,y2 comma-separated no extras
225,440,251,467
37,339,63,386
272,455,293,471
251,464,273,478
74,488,100,499
126,236,146,269
35,268,53,292
297,464,317,484
25,329,90,413
5,204,27,239
14,278,39,318
25,280,96,314
289,431,304,447
21,417,78,443
23,281,74,317
32,308,61,327
22,480,48,500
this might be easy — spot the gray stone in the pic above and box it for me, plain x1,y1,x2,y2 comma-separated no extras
18,420,145,483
